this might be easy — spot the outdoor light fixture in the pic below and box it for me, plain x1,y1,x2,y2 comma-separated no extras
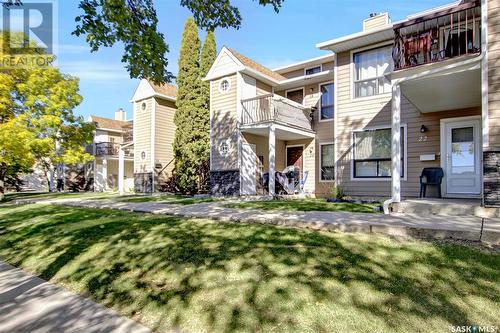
420,125,428,133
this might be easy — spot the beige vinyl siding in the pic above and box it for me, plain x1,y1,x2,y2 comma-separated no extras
401,105,480,197
281,68,304,79
256,80,272,95
488,0,500,149
211,74,238,170
335,49,393,198
108,133,123,144
154,98,176,178
322,61,334,71
363,14,389,31
279,61,335,80
134,98,152,173
336,47,481,198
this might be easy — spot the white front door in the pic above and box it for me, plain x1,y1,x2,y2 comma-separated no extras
241,143,257,195
442,118,481,196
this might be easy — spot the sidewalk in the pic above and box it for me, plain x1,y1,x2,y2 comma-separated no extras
20,197,500,244
0,261,152,333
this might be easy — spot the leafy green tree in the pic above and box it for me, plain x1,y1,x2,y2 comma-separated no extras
0,31,94,197
3,0,284,85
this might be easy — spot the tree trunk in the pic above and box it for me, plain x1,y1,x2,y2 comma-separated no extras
0,177,5,202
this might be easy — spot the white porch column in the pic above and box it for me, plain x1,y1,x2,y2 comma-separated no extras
102,158,108,192
269,124,276,197
391,84,402,203
118,147,125,195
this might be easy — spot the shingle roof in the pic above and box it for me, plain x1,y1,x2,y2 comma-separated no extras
90,115,129,132
226,48,287,82
147,80,178,99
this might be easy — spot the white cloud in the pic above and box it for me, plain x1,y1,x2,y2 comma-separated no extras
58,60,130,82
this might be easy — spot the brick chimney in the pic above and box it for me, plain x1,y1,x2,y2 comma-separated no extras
115,108,126,121
363,12,391,31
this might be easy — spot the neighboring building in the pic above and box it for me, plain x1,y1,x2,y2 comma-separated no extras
130,79,178,193
206,0,500,206
87,109,134,192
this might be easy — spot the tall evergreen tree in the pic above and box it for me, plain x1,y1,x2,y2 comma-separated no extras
197,30,217,191
173,18,202,194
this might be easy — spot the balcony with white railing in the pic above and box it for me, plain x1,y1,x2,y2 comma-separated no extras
240,94,314,132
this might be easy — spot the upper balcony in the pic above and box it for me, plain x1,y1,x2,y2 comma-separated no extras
91,142,134,159
240,94,314,133
392,1,481,71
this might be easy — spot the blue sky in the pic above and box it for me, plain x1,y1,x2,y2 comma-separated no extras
53,0,452,120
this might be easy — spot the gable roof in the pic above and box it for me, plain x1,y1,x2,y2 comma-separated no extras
90,115,129,132
131,79,178,102
226,48,286,82
148,80,178,99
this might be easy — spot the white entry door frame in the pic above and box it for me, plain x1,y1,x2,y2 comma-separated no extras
240,143,257,195
440,116,482,197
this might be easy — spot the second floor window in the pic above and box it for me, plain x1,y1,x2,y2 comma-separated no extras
305,66,321,75
353,46,393,98
320,83,334,120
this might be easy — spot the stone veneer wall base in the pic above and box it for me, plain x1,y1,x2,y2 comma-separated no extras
210,170,240,196
483,151,500,207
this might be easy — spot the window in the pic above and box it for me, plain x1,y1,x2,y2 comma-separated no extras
219,79,230,93
353,127,404,178
353,46,393,98
286,89,304,104
305,66,321,75
320,83,334,120
141,102,146,111
320,143,335,181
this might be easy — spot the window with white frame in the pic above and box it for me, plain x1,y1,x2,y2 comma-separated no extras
353,46,393,98
305,66,321,75
320,143,335,181
320,83,334,120
353,127,404,178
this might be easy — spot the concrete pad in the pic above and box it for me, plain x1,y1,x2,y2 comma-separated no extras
0,262,152,333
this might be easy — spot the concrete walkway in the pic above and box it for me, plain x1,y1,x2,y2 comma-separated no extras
0,261,152,333
19,197,500,244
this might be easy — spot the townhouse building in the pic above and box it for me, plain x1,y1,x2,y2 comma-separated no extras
206,0,500,206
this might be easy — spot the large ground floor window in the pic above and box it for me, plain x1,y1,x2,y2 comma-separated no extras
320,143,335,181
353,127,405,178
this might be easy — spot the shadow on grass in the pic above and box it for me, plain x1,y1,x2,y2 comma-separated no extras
225,199,380,213
0,204,498,333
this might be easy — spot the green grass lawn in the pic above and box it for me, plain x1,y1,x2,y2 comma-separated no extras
225,198,381,213
0,204,498,333
1,191,119,203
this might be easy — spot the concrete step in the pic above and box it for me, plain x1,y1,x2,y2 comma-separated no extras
392,199,500,218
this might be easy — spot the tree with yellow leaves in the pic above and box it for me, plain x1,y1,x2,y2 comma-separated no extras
0,32,94,199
